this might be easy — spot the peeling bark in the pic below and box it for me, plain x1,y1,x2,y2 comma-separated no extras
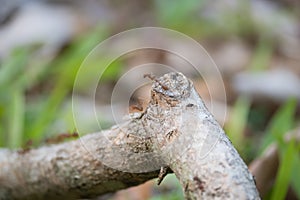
0,72,260,200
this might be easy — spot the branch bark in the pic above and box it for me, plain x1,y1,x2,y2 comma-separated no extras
0,72,260,200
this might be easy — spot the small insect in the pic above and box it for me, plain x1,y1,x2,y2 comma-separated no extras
166,130,174,140
193,177,205,191
45,132,79,144
17,140,33,154
144,73,169,90
186,103,194,107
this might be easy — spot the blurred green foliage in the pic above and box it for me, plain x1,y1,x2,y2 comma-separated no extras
259,99,298,199
25,29,104,142
271,139,297,200
260,98,297,153
155,0,266,39
226,97,299,199
0,48,29,148
150,174,184,200
0,28,120,147
249,37,274,72
225,96,251,155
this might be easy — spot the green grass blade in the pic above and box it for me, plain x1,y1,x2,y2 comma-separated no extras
271,140,297,200
291,151,300,199
8,88,25,148
26,29,105,141
225,96,250,152
260,98,297,154
0,48,28,86
249,37,273,72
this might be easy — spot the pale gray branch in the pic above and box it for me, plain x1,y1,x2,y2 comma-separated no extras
0,72,260,200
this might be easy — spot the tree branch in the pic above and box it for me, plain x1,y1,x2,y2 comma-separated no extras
0,72,260,199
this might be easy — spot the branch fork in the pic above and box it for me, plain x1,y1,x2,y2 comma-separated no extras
0,72,260,200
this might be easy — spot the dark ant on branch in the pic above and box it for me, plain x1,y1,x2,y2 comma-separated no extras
45,132,79,144
17,140,33,154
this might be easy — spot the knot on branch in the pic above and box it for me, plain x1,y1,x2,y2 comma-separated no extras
144,72,191,101
152,72,191,100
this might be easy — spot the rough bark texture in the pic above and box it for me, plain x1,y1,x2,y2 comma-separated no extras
0,72,260,200
0,131,160,200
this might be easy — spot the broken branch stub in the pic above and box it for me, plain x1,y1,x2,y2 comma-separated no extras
142,72,260,199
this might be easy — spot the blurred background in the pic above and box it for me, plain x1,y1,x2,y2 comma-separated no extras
0,0,299,199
